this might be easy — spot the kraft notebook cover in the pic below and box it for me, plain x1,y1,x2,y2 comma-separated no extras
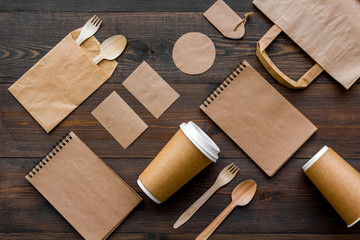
200,60,317,177
25,132,142,240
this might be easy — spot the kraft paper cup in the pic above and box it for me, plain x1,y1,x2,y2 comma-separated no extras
303,146,360,227
138,121,220,204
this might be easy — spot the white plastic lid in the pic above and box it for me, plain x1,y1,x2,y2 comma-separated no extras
137,179,162,204
180,121,220,162
348,217,360,228
302,146,329,171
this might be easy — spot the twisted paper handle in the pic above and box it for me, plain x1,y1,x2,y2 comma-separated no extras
234,12,254,31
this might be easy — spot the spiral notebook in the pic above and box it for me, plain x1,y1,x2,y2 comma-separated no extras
200,60,317,177
25,132,142,240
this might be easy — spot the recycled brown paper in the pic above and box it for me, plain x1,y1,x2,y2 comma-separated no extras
26,132,142,240
254,0,360,89
172,32,216,75
203,0,251,39
122,61,180,118
200,60,317,177
91,91,148,149
8,28,117,133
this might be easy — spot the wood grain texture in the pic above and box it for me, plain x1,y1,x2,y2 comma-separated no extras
0,12,341,85
2,83,360,159
1,158,360,239
0,0,254,12
1,0,360,239
1,234,359,240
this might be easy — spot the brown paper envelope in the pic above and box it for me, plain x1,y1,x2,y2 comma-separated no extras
91,91,148,149
203,0,246,39
8,28,117,133
122,61,179,118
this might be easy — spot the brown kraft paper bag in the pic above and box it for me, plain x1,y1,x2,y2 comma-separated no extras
253,0,360,89
8,28,118,133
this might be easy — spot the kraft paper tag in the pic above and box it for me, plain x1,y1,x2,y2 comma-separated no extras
204,0,250,39
122,61,179,118
91,91,148,149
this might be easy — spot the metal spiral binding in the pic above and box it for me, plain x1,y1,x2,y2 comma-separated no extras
27,133,73,178
202,61,247,108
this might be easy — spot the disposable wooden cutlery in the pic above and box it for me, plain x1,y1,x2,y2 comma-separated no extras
173,163,239,229
76,15,102,45
92,35,127,64
196,179,257,240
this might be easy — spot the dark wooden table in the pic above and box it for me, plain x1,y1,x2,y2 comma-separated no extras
1,1,359,239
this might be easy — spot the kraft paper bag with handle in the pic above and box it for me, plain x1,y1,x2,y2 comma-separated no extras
253,0,360,89
8,28,117,133
303,146,360,227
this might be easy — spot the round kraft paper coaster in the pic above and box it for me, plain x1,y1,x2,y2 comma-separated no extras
172,32,216,75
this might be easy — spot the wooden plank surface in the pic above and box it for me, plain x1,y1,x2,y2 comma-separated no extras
1,158,360,236
2,83,360,159
0,12,340,85
0,0,254,12
1,0,359,239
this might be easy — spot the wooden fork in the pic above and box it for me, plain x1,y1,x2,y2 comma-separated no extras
76,15,102,45
173,163,239,229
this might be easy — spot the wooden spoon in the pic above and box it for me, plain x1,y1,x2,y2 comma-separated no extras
196,179,257,240
92,35,127,64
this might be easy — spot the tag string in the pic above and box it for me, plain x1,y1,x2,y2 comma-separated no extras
234,12,254,31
